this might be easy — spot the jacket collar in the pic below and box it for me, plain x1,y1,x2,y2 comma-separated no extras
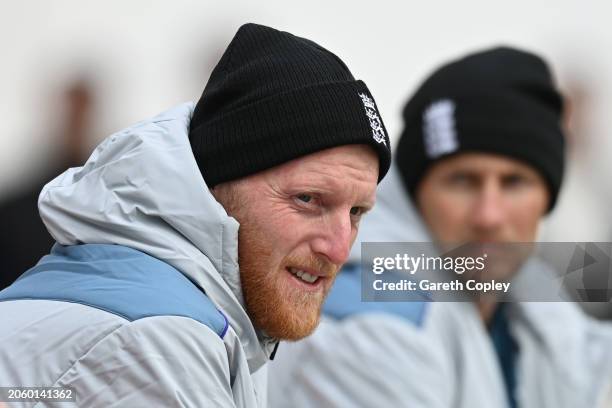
39,102,273,372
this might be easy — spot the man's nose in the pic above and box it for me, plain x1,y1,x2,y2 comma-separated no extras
310,211,353,266
471,181,505,231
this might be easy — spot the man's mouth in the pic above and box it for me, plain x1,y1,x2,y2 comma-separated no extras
286,266,320,284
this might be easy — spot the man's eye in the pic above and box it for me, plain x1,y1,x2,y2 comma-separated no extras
297,194,312,203
446,172,478,189
350,207,363,216
503,174,528,188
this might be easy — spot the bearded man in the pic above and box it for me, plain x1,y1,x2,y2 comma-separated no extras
0,23,390,407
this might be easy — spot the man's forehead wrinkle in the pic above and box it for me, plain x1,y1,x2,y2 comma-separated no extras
283,167,375,199
253,146,379,203
283,159,377,184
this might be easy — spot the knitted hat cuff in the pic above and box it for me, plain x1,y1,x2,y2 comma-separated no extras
190,79,390,186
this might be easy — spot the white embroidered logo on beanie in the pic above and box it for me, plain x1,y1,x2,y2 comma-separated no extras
359,93,387,146
423,99,458,158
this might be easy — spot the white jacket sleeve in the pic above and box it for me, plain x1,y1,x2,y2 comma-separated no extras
51,315,236,407
269,314,453,408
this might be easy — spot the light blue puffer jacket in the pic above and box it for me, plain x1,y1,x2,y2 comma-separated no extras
0,103,274,407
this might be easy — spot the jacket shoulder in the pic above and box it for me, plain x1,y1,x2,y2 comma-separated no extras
0,244,228,338
323,263,429,327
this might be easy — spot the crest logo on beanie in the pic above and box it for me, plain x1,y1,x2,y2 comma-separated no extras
359,93,387,146
423,99,458,158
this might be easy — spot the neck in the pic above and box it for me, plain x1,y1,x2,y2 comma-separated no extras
476,298,499,326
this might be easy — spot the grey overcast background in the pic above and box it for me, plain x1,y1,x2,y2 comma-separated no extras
1,0,611,242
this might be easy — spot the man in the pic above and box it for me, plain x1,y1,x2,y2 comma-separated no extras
269,47,612,407
0,80,93,289
0,23,390,406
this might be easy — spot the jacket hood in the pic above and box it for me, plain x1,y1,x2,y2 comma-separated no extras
39,102,272,372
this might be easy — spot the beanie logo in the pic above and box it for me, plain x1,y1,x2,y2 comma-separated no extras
423,99,458,158
359,93,387,146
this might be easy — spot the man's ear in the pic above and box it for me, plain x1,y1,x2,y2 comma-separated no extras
210,180,243,216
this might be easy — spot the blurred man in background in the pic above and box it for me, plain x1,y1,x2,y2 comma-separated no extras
269,47,612,408
0,23,390,406
0,80,93,289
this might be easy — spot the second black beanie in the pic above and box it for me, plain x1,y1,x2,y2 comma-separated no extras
396,46,565,211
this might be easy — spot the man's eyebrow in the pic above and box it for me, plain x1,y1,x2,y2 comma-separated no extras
357,194,377,209
360,204,375,215
284,176,377,202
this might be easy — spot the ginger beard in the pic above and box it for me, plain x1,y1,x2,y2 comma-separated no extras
237,216,337,340
212,145,379,341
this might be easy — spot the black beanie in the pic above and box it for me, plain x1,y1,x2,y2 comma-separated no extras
396,46,565,211
189,23,391,187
